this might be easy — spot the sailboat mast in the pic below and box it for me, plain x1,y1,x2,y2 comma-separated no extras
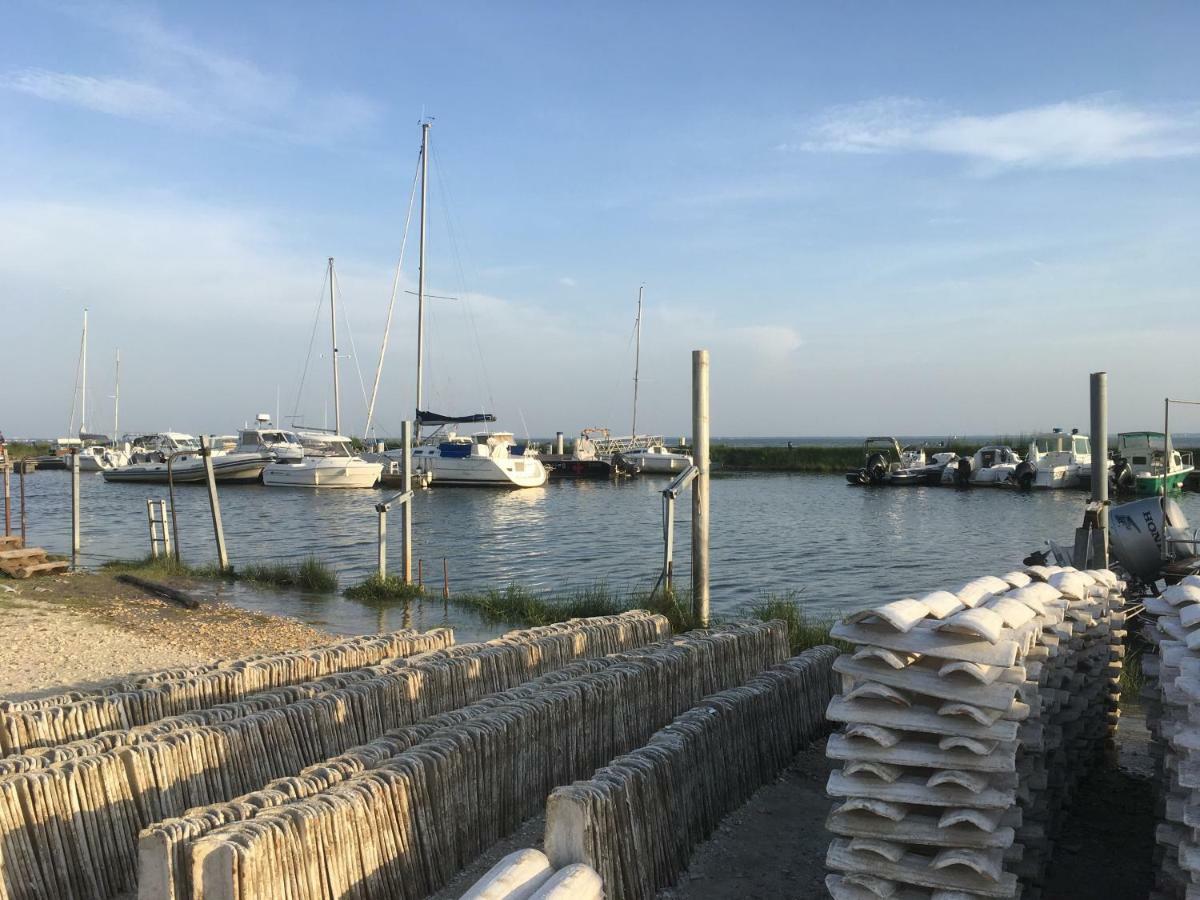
632,286,643,437
415,121,430,443
113,350,120,440
80,308,88,437
329,257,341,435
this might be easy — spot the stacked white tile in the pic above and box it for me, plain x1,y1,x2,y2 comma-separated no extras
823,564,1125,899
1140,574,1200,898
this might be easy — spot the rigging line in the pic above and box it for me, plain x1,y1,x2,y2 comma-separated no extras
67,321,85,435
291,263,331,422
334,266,373,427
365,148,422,438
430,145,497,423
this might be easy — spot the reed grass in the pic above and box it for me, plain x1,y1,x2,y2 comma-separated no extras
239,556,338,592
343,574,426,603
101,554,228,580
745,593,847,653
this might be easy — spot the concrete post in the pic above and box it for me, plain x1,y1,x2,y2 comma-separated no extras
555,432,564,455
691,350,710,626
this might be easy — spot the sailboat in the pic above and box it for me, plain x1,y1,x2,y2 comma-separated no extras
80,349,131,472
603,288,693,475
263,258,384,489
380,121,547,488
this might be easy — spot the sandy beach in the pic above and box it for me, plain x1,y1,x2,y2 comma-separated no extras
0,570,331,701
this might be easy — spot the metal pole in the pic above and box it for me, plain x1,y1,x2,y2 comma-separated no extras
200,436,229,571
80,308,88,437
160,500,172,558
632,286,643,437
329,258,341,436
663,493,675,594
555,432,564,456
1164,397,1171,502
377,507,387,578
415,122,430,444
1090,372,1109,567
402,419,413,584
146,499,158,558
70,450,80,568
691,349,710,626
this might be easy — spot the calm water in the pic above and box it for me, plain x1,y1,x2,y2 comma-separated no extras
11,470,1200,641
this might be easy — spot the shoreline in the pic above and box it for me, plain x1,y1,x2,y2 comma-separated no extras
0,570,331,700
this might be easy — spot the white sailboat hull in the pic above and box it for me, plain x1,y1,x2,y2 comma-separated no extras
103,453,267,484
262,458,382,488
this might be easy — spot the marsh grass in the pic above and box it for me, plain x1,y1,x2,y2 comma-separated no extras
101,554,228,580
103,554,338,592
746,593,846,653
344,574,426,603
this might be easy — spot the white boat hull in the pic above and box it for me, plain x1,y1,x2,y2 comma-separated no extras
103,453,267,484
262,458,382,488
416,454,547,487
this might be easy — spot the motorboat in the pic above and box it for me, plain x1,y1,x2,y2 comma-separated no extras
943,445,1021,486
78,444,130,473
263,431,382,488
541,430,623,479
1012,429,1093,490
617,443,693,475
1113,431,1195,495
233,416,304,461
845,437,918,485
102,433,269,483
406,424,548,487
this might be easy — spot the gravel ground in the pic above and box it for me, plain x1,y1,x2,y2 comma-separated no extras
0,570,329,700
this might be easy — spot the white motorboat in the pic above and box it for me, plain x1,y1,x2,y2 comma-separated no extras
619,443,694,475
263,431,382,488
1012,429,1093,490
1113,431,1195,495
406,430,547,487
103,433,269,483
234,416,304,461
78,444,130,472
943,445,1022,486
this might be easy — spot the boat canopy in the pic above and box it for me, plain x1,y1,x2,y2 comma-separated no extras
416,410,497,426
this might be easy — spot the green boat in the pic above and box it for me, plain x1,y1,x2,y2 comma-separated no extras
1113,432,1195,495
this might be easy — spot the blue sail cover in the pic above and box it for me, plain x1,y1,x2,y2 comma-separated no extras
416,410,496,426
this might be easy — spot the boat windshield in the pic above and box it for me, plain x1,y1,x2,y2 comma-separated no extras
300,437,353,457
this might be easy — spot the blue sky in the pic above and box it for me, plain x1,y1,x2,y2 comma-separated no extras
3,1,1198,439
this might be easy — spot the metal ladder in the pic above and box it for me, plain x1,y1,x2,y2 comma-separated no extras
146,499,172,559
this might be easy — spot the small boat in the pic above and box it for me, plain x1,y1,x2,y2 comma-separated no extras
78,444,130,473
846,437,911,485
103,433,269,483
1113,431,1195,495
1011,429,1094,490
617,443,693,475
233,416,304,462
542,431,622,479
263,431,382,488
944,445,1021,486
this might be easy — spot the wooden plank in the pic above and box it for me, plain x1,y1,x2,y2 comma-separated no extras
0,536,23,550
0,548,46,562
12,561,69,579
114,574,200,609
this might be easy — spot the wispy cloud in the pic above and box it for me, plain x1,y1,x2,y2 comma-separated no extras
557,276,577,288
790,96,1200,170
1,6,380,143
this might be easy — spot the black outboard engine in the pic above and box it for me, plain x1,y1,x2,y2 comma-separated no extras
954,457,972,487
1112,458,1135,494
865,452,889,485
1014,460,1036,490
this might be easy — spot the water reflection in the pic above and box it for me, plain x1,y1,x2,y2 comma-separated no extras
14,469,1200,638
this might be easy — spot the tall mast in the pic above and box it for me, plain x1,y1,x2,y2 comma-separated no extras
113,349,120,440
329,257,341,435
80,308,88,437
632,286,643,437
415,120,430,443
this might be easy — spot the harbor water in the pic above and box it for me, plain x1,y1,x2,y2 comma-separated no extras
14,469,1200,641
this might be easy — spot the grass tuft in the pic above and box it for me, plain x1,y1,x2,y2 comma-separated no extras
452,584,630,627
239,556,338,592
746,593,846,653
344,574,426,603
101,554,228,580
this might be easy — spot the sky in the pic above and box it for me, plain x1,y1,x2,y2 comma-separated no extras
2,1,1199,440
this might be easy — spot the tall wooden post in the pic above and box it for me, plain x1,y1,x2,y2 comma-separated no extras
402,420,413,584
2,456,10,537
70,450,80,568
691,349,710,626
1090,372,1109,566
200,436,230,571
18,461,28,543
377,507,387,578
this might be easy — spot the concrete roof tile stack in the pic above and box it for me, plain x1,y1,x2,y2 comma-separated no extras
824,565,1125,899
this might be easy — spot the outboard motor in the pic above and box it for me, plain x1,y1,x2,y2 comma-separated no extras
1112,458,1135,494
954,457,972,487
1014,460,1036,491
1110,497,1200,582
865,452,889,485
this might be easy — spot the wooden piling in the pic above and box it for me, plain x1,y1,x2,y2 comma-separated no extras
18,460,28,543
2,455,10,537
199,437,229,572
70,450,80,568
402,420,413,584
442,557,450,599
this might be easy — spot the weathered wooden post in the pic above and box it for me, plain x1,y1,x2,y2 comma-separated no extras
442,557,450,599
555,432,564,455
377,504,387,578
691,349,710,626
402,420,413,584
167,453,182,563
18,460,28,543
146,499,159,559
70,449,80,568
663,491,675,594
1090,372,1109,566
2,453,10,537
199,436,230,571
